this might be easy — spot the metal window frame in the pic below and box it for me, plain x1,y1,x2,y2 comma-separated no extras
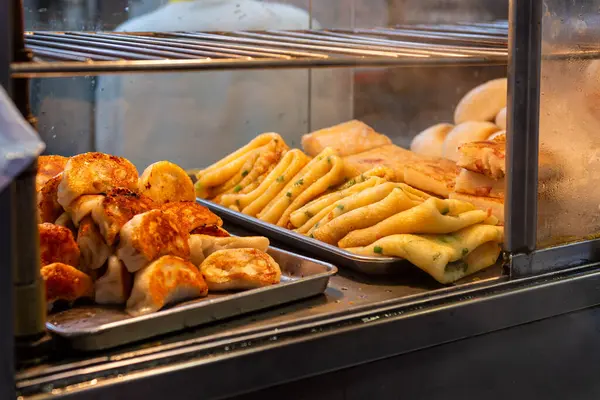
505,0,600,278
2,0,600,391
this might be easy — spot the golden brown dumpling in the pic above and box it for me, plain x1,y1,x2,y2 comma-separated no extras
117,210,190,273
126,255,208,316
41,262,94,307
57,152,139,209
39,223,80,267
95,256,133,305
200,248,281,291
138,161,195,204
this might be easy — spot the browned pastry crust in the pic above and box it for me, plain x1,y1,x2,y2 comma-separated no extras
190,225,230,237
200,248,281,291
160,201,223,232
57,152,139,208
41,262,93,305
36,155,68,192
457,135,506,180
403,158,458,198
39,223,80,267
92,187,155,245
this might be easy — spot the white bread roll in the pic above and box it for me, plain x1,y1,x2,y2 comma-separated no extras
442,121,500,162
454,78,508,124
410,123,454,158
495,107,507,130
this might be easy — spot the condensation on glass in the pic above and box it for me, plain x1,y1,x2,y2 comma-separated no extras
537,0,600,247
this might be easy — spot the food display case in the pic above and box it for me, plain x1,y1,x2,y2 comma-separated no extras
5,0,600,399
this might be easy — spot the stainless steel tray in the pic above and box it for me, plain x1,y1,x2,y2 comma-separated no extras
198,199,413,276
47,246,337,351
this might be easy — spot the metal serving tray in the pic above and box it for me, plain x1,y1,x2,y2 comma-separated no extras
198,199,413,276
46,246,336,351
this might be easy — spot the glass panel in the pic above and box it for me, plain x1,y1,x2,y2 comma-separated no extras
537,0,600,247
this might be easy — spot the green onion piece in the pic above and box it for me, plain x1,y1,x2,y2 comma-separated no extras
241,170,249,177
233,185,243,193
374,246,383,254
276,175,285,183
286,192,292,198
336,204,345,211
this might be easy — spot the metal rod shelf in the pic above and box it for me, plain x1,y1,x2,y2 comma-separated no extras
11,25,510,77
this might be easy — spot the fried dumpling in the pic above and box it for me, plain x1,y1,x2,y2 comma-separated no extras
77,216,112,274
126,255,208,316
39,223,80,267
91,188,155,245
138,161,195,204
189,235,270,266
95,256,133,305
159,201,222,233
36,155,68,192
42,262,94,307
117,210,190,273
37,174,64,224
57,152,139,208
65,194,105,227
54,212,76,234
200,248,281,291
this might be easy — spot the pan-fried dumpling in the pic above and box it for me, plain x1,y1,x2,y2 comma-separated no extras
36,155,68,192
57,152,139,209
37,174,64,224
159,201,222,233
200,248,281,291
39,223,80,267
138,161,196,204
41,262,94,308
117,210,190,273
95,256,133,305
126,255,208,316
189,235,270,266
190,225,230,237
65,194,105,227
91,188,155,245
77,216,112,273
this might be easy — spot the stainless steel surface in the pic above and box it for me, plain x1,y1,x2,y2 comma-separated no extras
198,199,416,275
18,263,600,400
504,0,542,256
11,26,509,77
47,246,336,351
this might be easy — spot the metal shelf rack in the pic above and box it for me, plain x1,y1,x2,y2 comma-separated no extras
12,25,509,77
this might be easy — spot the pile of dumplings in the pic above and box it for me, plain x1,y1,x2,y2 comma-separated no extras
36,152,281,316
194,133,504,284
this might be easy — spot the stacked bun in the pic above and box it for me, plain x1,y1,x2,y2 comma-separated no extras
410,78,508,223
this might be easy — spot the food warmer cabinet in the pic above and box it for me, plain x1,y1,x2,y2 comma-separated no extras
4,0,600,398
